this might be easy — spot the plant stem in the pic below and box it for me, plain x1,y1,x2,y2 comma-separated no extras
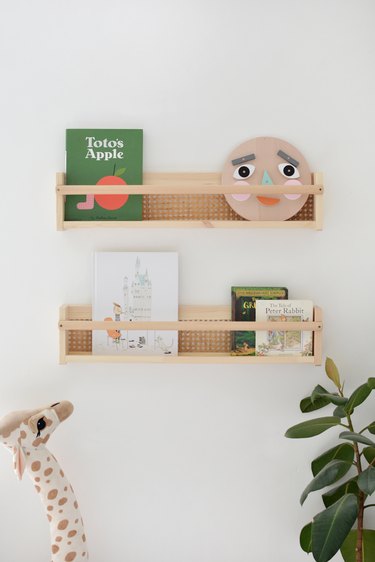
346,410,364,562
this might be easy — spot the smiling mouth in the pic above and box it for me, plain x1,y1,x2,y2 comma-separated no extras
256,196,280,206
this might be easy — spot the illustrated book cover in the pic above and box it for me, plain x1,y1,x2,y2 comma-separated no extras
93,252,178,356
65,129,143,221
231,287,288,356
255,299,313,357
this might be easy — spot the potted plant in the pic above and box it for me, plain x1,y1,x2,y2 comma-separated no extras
285,358,375,562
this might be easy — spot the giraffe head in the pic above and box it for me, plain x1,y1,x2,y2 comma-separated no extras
0,401,74,480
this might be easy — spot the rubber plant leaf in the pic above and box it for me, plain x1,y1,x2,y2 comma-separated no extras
358,466,375,495
300,522,312,553
312,494,358,562
325,357,341,390
311,444,354,477
341,529,375,562
339,431,375,447
285,417,341,439
300,459,352,505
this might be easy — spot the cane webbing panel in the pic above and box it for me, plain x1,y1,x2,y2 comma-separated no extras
142,194,314,222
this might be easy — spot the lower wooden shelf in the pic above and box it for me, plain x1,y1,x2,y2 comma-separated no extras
59,304,323,365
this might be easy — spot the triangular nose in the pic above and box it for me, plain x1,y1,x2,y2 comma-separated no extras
261,171,273,185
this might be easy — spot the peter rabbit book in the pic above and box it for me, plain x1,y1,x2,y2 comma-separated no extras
231,287,288,356
65,129,143,221
93,252,178,356
255,300,313,357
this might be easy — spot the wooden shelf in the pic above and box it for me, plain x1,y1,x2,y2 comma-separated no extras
56,172,324,230
59,304,323,365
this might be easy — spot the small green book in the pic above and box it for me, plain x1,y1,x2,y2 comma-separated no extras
231,286,288,356
65,129,143,221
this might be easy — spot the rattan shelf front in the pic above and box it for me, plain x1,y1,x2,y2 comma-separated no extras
59,304,323,365
56,172,324,230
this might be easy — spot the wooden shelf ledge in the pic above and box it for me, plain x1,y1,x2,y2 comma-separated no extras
59,304,323,366
56,172,324,230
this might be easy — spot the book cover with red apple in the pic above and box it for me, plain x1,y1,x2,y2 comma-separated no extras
65,129,143,221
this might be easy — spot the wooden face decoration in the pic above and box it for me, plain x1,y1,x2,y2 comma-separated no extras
222,137,311,221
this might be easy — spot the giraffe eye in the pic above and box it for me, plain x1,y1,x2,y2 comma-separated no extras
37,418,46,433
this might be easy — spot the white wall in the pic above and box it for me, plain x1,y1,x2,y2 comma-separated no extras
0,1,374,560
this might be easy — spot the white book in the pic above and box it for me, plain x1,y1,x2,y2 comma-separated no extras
93,252,178,356
255,300,313,357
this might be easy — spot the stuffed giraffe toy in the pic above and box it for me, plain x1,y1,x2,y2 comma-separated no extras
0,401,88,562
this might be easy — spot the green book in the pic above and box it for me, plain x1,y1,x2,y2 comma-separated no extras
65,129,143,221
231,287,288,356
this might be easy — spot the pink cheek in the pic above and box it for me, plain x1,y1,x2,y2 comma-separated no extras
284,179,302,200
231,180,251,202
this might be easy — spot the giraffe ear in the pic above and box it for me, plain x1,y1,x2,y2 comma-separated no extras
13,445,26,480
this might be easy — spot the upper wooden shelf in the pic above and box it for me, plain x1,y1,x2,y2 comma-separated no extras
59,304,323,365
56,172,324,230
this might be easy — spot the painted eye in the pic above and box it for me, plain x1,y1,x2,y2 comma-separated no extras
233,164,255,180
278,163,300,179
37,418,46,433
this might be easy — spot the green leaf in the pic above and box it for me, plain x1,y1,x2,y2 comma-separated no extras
312,494,358,562
300,522,312,553
333,405,347,418
363,447,375,465
340,431,375,447
345,383,372,414
311,386,348,407
322,478,358,508
367,422,375,435
341,529,375,562
300,459,352,505
325,357,341,390
285,417,341,439
358,466,375,495
367,378,375,389
311,444,354,477
115,167,126,177
300,385,331,413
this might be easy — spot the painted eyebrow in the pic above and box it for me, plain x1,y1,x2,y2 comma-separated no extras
231,153,256,166
277,150,299,167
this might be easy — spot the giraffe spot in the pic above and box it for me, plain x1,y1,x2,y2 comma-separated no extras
47,515,52,522
35,477,40,482
52,545,59,554
47,456,50,462
68,531,77,538
48,489,58,500
68,541,72,545
64,487,68,491
65,552,76,561
58,519,69,530
82,534,86,542
74,501,78,509
31,461,41,472
35,485,41,493
59,510,63,513
58,497,68,506
47,506,54,511
60,469,65,477
44,468,53,476
26,452,30,456
46,480,51,484
20,431,26,439
82,553,86,558
56,536,63,542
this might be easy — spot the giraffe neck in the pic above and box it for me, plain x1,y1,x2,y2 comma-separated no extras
25,446,88,562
